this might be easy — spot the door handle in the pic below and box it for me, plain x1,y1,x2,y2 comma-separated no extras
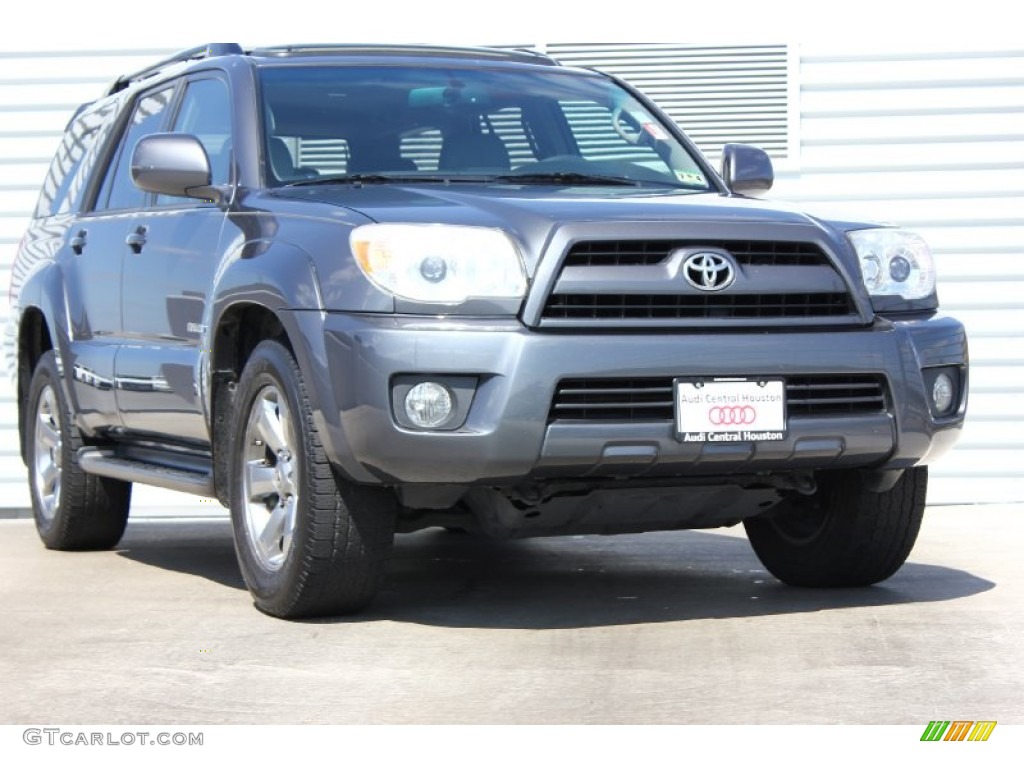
125,225,148,254
69,229,87,255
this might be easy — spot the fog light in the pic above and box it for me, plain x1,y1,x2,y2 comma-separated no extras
932,373,954,415
404,382,453,428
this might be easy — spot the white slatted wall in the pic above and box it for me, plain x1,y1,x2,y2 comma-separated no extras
770,45,1024,504
0,44,1019,509
544,43,792,158
0,49,187,510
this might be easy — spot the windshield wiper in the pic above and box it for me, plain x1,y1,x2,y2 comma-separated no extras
284,174,487,187
493,172,643,187
284,172,695,189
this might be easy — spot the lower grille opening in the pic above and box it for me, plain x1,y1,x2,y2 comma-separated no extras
550,374,889,422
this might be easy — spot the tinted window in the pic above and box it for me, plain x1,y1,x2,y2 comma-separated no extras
35,98,123,218
259,66,710,189
155,78,232,205
560,100,668,170
96,86,174,211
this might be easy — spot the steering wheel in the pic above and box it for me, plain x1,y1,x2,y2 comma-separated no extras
612,106,643,146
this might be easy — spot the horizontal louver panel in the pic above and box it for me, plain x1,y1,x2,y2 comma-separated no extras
772,44,1024,503
543,43,790,159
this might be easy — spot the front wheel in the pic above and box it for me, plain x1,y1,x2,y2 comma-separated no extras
229,340,397,619
743,467,927,587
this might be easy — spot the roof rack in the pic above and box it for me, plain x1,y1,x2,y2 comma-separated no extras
105,43,243,95
247,44,560,66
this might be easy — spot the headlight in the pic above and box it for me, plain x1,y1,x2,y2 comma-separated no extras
350,224,527,304
848,228,936,301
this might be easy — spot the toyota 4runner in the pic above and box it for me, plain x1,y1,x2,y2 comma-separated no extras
8,44,968,618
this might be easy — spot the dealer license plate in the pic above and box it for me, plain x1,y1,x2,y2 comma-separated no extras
675,377,787,443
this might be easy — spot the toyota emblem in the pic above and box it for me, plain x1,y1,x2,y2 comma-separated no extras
682,251,736,292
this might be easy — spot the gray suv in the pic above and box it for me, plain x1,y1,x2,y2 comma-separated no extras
8,44,968,618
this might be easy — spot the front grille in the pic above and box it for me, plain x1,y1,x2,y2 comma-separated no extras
540,239,858,326
563,239,830,268
544,292,853,320
549,375,888,422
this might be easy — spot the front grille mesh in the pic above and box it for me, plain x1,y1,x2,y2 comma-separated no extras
544,292,853,320
549,375,888,422
541,239,857,324
562,239,830,268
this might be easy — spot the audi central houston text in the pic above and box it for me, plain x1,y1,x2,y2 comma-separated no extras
7,44,968,618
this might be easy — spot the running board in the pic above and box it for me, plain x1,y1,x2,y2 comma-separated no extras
78,449,215,497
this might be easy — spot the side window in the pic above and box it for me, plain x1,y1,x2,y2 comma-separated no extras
155,78,232,205
34,98,122,218
486,108,538,168
401,128,442,172
398,109,538,173
95,86,174,211
559,99,668,170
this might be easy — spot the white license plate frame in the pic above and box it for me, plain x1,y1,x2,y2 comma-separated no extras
674,377,787,443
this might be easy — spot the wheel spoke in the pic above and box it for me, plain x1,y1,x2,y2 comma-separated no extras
32,385,63,523
246,462,277,502
241,383,299,572
36,418,59,450
280,496,296,555
256,398,288,455
258,502,288,557
40,461,58,494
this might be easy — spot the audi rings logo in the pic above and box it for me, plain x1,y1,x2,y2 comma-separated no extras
709,406,757,426
682,251,736,292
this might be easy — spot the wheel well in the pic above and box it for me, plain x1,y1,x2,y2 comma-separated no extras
17,309,53,462
210,304,291,504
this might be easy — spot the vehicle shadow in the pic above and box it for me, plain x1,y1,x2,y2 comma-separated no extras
116,520,995,629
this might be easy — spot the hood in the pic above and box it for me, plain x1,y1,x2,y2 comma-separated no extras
269,183,848,270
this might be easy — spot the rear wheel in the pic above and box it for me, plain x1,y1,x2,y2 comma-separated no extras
744,467,927,587
230,340,397,619
26,351,131,550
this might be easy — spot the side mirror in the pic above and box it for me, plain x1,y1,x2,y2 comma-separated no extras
721,143,774,196
131,133,220,202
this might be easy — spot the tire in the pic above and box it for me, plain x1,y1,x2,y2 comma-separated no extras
744,467,927,587
25,351,131,550
229,340,397,619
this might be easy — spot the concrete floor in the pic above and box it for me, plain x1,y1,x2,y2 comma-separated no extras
0,505,1021,725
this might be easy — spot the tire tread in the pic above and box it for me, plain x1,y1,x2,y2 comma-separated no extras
28,351,131,551
230,340,396,619
744,468,927,588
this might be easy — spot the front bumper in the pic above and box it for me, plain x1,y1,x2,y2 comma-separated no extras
295,311,967,486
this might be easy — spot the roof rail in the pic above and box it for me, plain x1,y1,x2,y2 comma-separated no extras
247,44,560,66
105,43,243,95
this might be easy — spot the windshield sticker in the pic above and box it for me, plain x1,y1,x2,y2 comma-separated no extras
675,171,706,185
642,122,670,142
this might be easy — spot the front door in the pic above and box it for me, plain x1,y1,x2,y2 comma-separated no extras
115,76,234,444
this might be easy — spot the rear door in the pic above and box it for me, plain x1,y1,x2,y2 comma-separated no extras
63,84,176,434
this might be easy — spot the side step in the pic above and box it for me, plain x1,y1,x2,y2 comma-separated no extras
78,449,215,497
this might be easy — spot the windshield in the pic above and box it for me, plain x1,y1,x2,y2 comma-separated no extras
258,65,712,190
